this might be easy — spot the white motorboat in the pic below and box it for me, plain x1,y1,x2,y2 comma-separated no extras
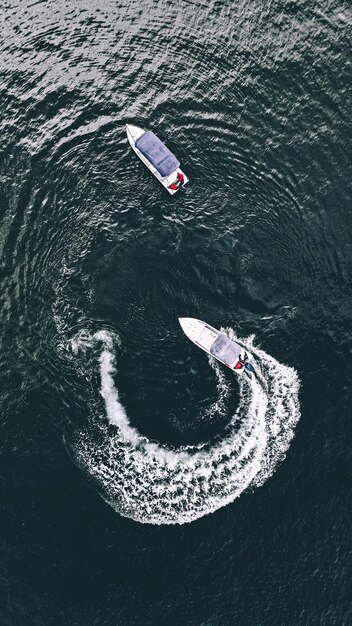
178,317,254,375
126,124,189,195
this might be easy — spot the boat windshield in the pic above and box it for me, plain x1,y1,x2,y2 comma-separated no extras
135,131,180,177
210,333,241,364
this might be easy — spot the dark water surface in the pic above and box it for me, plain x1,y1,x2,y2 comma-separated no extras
1,0,351,624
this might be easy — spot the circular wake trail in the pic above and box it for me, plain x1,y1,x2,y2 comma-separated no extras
69,329,300,525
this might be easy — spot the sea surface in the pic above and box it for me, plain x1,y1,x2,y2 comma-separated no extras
1,0,351,624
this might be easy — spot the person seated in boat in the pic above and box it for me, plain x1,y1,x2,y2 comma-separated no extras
168,172,184,191
234,353,248,369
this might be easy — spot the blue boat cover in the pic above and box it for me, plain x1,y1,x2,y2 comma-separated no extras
210,334,241,364
135,131,180,178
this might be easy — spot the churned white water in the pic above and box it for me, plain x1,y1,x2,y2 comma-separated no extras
68,328,300,525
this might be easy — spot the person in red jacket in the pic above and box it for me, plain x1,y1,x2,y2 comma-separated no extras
169,172,184,191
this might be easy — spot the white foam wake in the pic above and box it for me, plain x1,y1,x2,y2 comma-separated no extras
70,329,300,525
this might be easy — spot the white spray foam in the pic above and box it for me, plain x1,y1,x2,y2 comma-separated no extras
70,329,300,525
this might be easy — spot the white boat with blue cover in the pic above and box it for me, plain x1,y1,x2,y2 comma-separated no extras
126,124,189,195
179,318,255,375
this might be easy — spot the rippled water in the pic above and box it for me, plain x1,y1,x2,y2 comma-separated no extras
1,0,351,624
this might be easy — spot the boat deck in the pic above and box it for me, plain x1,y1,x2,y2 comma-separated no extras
197,325,218,351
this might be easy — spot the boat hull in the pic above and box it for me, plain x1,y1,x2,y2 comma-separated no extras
178,317,252,374
126,124,189,195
